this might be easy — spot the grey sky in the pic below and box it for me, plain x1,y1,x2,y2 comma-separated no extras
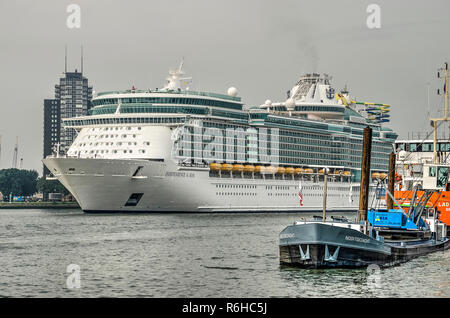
0,0,449,173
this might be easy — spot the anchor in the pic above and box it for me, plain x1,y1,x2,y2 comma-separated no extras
324,245,340,262
299,244,310,260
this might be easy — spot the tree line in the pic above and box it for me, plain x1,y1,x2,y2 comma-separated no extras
0,168,69,200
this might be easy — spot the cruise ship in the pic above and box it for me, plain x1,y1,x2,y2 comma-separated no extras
43,62,398,212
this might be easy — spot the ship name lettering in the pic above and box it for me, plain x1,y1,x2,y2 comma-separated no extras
345,236,370,244
165,171,195,178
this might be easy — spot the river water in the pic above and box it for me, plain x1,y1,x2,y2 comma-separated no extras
0,209,448,298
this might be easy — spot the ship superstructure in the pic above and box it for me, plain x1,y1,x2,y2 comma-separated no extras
43,63,397,212
392,63,450,230
394,63,450,190
395,138,450,189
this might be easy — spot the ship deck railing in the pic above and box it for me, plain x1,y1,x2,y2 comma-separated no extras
96,89,242,102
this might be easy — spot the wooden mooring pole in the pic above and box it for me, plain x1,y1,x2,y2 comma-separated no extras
386,152,396,210
322,168,328,222
358,126,372,222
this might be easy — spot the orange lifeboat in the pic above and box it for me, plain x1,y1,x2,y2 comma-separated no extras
209,163,222,171
233,164,244,172
244,165,255,173
285,167,295,174
255,165,264,173
343,171,351,176
304,168,314,174
372,172,381,179
221,163,233,171
295,168,303,174
277,167,286,174
264,166,277,174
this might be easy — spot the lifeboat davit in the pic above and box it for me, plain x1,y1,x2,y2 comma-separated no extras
244,165,255,173
209,163,222,171
221,163,233,171
233,164,245,172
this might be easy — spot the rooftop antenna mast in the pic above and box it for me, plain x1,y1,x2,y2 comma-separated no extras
65,45,67,74
178,57,184,73
19,158,23,170
81,45,83,74
431,62,449,164
12,136,18,169
427,82,431,121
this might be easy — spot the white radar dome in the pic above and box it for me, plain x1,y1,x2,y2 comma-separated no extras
265,99,272,106
227,87,238,97
285,98,295,111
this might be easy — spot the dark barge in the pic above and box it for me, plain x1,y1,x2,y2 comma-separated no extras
279,217,449,268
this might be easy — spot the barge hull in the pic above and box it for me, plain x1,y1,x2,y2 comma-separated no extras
279,223,450,268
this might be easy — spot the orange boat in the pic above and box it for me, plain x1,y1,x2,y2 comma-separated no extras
393,190,450,227
393,164,450,232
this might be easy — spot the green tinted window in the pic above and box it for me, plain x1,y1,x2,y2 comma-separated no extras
437,167,449,188
439,143,450,152
422,143,432,152
429,166,436,177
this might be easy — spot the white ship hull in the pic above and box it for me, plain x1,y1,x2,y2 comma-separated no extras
43,157,366,213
